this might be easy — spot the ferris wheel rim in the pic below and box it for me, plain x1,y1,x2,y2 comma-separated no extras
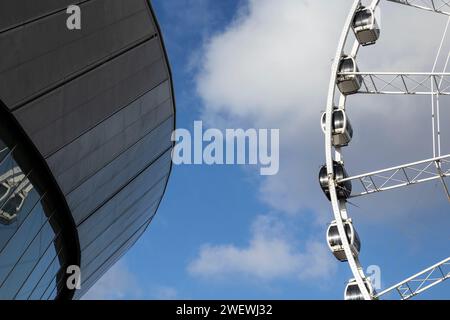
325,0,373,301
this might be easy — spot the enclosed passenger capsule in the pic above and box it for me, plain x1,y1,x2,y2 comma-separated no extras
352,7,380,46
337,56,362,95
321,109,354,147
327,219,361,262
345,278,375,300
319,162,352,201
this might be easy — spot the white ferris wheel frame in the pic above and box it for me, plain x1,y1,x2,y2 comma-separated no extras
325,0,450,300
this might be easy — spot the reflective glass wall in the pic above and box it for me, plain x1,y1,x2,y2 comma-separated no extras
0,141,66,299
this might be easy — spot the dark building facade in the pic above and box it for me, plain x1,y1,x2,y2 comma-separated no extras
0,0,175,299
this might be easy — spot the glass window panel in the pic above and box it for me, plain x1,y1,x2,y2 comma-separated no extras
0,200,50,284
0,145,42,252
14,233,61,300
27,252,62,300
0,138,66,300
0,186,41,251
0,218,56,299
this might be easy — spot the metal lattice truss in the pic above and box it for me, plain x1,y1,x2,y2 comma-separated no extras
339,72,450,95
376,257,450,299
387,0,450,15
338,154,450,198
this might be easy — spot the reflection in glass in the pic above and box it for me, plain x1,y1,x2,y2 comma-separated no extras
0,166,33,225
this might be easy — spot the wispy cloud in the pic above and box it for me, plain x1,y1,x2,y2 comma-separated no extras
152,286,178,300
188,215,336,282
83,259,179,300
82,260,141,300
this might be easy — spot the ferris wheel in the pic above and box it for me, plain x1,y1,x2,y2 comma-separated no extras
320,0,450,300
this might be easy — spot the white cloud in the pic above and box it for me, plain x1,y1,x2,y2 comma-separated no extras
197,0,338,122
195,0,349,215
188,215,336,281
195,0,450,220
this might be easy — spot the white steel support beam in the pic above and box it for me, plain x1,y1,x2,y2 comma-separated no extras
338,155,450,198
376,257,450,299
387,0,450,15
338,72,450,95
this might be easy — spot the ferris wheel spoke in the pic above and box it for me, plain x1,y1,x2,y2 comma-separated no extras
387,0,450,15
338,72,450,95
337,155,450,198
376,257,450,300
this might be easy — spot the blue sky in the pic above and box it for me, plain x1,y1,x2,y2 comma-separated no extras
84,0,450,300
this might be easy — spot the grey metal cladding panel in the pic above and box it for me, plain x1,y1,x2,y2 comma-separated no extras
1,0,148,75
13,39,167,158
80,222,148,285
0,0,78,32
0,0,154,109
73,223,148,300
73,150,171,230
81,200,159,267
47,80,171,188
77,174,168,250
65,117,173,225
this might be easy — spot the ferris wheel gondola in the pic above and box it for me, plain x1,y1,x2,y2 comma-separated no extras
327,220,361,262
321,109,354,147
352,6,380,46
345,278,376,300
337,56,362,95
